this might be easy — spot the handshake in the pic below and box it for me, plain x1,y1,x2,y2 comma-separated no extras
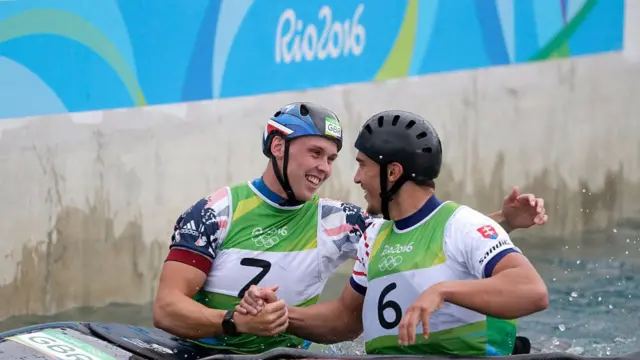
233,285,289,337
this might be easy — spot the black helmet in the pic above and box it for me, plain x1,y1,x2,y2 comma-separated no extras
354,110,442,219
263,102,343,205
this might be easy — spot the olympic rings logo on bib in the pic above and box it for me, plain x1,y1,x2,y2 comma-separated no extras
378,255,403,271
251,227,288,248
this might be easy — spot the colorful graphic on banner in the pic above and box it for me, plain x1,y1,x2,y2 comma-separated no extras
0,0,624,120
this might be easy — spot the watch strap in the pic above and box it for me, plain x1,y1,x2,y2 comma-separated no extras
222,309,237,336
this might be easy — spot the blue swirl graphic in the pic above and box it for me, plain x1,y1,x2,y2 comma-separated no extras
0,0,624,120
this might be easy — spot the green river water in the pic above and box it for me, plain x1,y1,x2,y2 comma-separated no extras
1,226,639,357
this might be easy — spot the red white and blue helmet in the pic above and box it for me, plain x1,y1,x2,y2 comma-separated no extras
262,102,343,157
261,102,343,205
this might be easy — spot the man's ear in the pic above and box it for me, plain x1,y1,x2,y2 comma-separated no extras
387,162,404,183
270,136,285,159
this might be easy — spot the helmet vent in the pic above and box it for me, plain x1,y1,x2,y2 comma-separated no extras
377,116,384,127
416,131,427,139
405,120,416,130
274,111,282,117
422,147,433,153
364,124,373,134
300,104,309,116
392,115,400,126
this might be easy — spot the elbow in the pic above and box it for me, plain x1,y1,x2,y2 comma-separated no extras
521,279,549,316
331,321,362,344
531,284,549,312
344,325,363,342
323,311,364,344
152,302,167,330
340,309,364,342
313,322,362,345
317,328,362,345
152,298,173,332
514,268,549,315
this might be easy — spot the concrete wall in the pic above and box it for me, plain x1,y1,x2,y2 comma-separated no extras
2,52,639,321
1,1,636,320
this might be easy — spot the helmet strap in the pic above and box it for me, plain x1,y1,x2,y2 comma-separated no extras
270,138,300,206
379,163,409,220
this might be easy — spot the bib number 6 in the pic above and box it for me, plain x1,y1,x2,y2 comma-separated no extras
377,282,402,329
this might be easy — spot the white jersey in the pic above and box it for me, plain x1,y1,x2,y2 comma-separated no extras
350,199,522,356
166,178,373,352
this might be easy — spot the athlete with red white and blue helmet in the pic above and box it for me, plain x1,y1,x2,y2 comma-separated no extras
261,102,344,205
153,102,547,355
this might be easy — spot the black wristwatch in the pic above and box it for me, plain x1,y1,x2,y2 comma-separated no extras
221,309,238,336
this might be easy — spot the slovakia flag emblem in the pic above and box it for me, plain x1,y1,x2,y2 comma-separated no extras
476,225,499,239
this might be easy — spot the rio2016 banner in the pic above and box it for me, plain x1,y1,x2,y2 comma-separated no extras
0,0,624,120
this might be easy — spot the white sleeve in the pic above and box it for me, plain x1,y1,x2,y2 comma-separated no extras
349,218,385,295
444,207,522,279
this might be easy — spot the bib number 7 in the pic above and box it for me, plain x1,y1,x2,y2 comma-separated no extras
377,282,402,329
238,258,272,298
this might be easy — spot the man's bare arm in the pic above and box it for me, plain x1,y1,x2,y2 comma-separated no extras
287,282,364,344
154,260,290,339
153,261,229,339
486,211,514,233
434,253,549,319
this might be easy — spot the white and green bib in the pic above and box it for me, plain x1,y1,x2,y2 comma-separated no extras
360,201,518,356
191,181,364,353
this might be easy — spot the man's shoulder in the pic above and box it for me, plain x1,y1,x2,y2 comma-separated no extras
369,217,391,231
448,204,496,224
318,197,364,212
171,188,235,259
318,198,373,225
446,204,507,239
364,217,391,243
179,187,233,220
315,199,373,254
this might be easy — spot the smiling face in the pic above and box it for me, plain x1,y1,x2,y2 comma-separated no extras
271,135,338,201
353,151,406,216
353,151,383,215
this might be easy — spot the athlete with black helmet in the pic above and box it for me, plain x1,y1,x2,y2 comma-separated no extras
237,109,548,356
155,103,547,355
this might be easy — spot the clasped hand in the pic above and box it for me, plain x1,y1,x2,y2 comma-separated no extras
234,285,288,337
236,283,444,345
